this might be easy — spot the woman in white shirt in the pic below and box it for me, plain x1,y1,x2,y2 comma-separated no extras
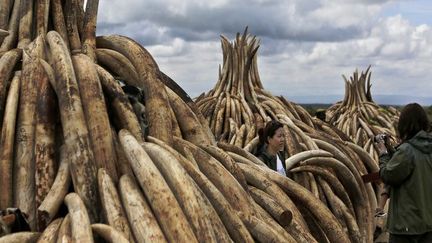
255,120,286,176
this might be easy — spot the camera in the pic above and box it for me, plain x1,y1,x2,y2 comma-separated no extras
374,133,388,143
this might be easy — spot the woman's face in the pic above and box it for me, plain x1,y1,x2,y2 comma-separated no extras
267,127,285,152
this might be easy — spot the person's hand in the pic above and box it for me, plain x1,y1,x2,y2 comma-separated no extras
374,133,389,156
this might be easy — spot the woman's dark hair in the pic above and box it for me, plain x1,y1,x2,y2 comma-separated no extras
398,103,430,141
257,120,283,149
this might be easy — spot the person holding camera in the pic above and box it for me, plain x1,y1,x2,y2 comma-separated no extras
377,103,432,243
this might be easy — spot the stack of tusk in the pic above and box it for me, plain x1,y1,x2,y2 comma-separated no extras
194,27,387,242
325,66,400,161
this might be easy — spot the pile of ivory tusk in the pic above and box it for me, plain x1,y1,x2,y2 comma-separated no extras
195,28,323,149
325,67,400,161
0,1,375,243
195,28,390,243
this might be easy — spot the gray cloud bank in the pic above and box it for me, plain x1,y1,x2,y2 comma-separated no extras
97,0,432,105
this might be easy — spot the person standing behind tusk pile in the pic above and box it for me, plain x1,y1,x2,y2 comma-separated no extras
255,120,287,176
378,103,432,243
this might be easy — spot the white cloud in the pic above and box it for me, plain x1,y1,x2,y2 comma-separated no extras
148,38,187,57
98,0,380,42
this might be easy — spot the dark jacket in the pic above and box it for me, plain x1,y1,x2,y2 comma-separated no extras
255,144,286,172
379,130,432,235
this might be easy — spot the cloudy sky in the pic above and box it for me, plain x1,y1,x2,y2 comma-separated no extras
97,0,432,105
